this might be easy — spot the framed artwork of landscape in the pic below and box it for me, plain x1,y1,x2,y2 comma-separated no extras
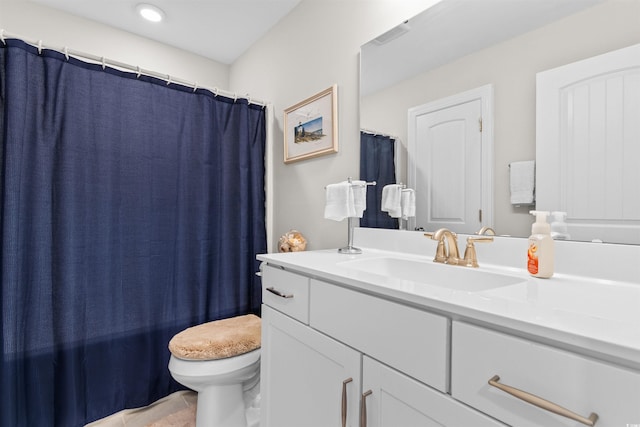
284,85,338,163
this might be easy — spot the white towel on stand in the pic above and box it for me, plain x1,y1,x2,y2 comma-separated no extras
381,184,403,218
324,181,353,221
401,189,416,220
324,181,368,221
351,180,367,218
510,160,535,205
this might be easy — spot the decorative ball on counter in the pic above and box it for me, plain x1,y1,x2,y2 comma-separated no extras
278,230,307,252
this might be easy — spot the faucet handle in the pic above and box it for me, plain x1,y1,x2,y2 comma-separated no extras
469,235,494,243
462,236,494,268
477,226,496,236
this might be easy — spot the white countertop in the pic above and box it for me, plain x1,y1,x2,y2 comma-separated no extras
258,229,640,370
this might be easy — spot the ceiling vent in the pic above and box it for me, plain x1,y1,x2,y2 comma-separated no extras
372,21,411,46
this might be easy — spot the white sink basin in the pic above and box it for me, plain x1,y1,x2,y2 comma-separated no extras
338,257,525,292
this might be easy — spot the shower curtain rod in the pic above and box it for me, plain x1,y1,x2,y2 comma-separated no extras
361,128,399,140
0,29,267,107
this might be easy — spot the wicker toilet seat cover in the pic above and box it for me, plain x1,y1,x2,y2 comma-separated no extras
169,314,261,360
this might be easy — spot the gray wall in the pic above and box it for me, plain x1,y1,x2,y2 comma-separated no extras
230,0,437,251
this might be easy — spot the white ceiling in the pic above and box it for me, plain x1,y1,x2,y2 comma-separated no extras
28,0,302,64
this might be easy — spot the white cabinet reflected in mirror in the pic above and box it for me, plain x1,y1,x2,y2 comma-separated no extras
359,0,640,244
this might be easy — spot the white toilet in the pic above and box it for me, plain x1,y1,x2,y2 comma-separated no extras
168,314,261,427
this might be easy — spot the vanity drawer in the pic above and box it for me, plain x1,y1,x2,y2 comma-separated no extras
451,321,640,427
261,265,309,324
310,280,449,392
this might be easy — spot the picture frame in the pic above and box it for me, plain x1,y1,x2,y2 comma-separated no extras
284,84,338,163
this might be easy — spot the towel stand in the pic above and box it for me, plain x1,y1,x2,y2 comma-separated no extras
337,177,376,254
382,182,412,231
324,177,376,190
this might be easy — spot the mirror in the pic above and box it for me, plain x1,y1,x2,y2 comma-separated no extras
360,0,640,243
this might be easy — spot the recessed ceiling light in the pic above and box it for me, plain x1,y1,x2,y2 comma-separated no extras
136,3,165,23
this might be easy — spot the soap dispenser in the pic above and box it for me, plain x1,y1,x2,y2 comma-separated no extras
550,211,571,240
527,210,554,278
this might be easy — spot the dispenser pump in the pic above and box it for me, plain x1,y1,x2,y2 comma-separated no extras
530,210,551,234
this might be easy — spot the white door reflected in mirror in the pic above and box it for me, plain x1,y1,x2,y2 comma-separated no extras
408,85,494,233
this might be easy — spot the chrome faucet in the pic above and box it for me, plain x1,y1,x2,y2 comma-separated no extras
425,227,494,268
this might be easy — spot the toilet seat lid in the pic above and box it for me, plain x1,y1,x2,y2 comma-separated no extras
169,314,261,360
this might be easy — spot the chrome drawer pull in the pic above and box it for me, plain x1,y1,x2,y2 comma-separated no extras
266,287,293,299
360,390,372,427
488,375,599,426
341,378,353,427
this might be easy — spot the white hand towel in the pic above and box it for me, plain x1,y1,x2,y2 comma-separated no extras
324,181,368,220
381,184,403,218
324,181,353,221
510,160,535,205
401,188,416,220
351,180,367,218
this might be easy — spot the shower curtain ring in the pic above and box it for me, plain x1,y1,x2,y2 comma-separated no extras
166,75,172,86
37,40,43,54
63,47,69,61
213,87,219,97
136,66,141,78
193,82,198,93
0,29,6,44
101,57,106,70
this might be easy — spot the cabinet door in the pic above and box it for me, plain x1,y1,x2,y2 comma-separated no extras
261,306,362,427
362,356,505,427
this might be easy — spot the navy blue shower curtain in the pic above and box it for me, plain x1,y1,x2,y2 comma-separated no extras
360,132,397,229
0,39,266,426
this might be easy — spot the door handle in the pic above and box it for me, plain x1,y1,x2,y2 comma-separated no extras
341,378,353,427
488,375,598,426
266,287,293,299
360,390,372,427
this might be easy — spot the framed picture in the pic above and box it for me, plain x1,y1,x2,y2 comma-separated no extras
284,84,338,163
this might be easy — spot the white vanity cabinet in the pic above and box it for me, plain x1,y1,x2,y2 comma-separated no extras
260,264,504,427
452,321,640,427
259,229,640,427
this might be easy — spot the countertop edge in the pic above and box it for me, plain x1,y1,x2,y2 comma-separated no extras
258,250,640,371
